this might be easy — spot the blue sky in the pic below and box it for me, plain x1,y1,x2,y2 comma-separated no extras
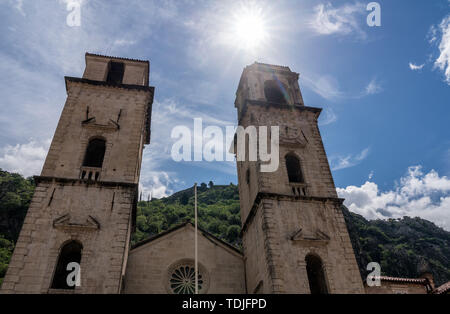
0,0,449,230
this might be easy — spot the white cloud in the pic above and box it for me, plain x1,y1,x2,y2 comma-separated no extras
428,24,439,44
319,107,338,126
337,166,450,231
138,97,236,198
331,147,370,171
302,74,382,101
409,62,425,71
301,74,344,100
113,39,136,47
9,0,25,16
309,2,366,39
139,171,176,199
434,15,450,84
0,139,51,177
362,78,383,96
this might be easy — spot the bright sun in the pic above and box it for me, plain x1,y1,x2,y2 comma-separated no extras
232,6,268,51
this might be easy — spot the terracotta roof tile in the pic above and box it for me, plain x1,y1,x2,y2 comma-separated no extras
85,52,149,64
377,276,428,284
433,281,450,294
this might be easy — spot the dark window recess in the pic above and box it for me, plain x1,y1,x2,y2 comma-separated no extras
246,168,251,185
51,241,83,290
106,61,125,84
83,139,106,168
285,154,304,183
306,254,328,295
264,80,287,104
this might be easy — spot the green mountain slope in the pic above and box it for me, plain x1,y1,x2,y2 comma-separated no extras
0,170,449,286
0,170,35,285
133,182,242,246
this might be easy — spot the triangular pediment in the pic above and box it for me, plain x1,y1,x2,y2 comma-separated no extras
131,221,242,258
280,126,307,147
53,214,100,231
290,228,330,242
81,116,120,131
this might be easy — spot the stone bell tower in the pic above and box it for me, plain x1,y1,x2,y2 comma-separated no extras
1,53,154,294
235,63,364,294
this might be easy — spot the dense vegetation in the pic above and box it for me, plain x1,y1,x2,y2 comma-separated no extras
133,182,242,246
0,170,449,287
343,207,450,286
0,170,35,286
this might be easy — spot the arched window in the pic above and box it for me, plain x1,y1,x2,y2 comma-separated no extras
264,80,287,104
305,254,328,294
83,138,106,168
51,241,83,290
285,154,304,183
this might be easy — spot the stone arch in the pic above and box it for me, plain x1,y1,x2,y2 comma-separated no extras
264,80,288,104
305,253,328,294
51,240,83,290
82,137,106,168
285,152,305,183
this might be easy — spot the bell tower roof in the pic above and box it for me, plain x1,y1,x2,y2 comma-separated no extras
85,52,150,64
234,62,305,117
79,52,150,87
249,62,297,75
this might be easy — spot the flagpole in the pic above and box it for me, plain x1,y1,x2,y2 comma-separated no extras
194,183,198,294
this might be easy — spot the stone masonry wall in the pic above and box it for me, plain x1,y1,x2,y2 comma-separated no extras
0,180,135,294
123,224,245,294
41,83,151,184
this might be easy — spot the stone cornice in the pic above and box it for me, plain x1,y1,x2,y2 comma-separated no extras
65,76,155,94
34,175,138,189
246,99,322,113
240,192,344,236
247,62,299,78
237,99,322,125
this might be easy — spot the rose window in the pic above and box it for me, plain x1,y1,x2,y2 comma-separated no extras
166,260,209,294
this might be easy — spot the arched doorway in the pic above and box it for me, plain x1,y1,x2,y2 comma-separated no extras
305,254,328,294
51,241,83,290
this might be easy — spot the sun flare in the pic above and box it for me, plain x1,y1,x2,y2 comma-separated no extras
232,6,268,51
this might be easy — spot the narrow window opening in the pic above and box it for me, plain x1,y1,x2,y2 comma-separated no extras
106,61,125,84
285,154,304,183
305,254,328,295
51,241,83,290
83,139,106,168
264,80,287,104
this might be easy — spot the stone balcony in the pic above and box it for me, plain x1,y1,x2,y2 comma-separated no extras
79,166,102,182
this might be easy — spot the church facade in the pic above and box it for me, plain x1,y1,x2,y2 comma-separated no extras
0,53,441,294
